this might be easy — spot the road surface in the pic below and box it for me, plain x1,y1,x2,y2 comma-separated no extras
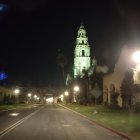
0,104,128,140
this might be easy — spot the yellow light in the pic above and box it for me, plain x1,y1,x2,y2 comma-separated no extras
59,94,64,102
59,94,64,98
46,97,54,103
28,93,31,97
14,89,20,94
132,51,140,63
74,86,79,92
64,91,69,96
34,95,37,98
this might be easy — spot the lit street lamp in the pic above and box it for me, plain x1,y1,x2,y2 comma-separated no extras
64,91,69,96
28,93,32,97
27,93,32,104
34,95,37,99
74,86,80,92
14,88,20,103
73,86,80,102
14,89,20,95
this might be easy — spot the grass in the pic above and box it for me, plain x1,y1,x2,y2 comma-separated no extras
62,104,140,140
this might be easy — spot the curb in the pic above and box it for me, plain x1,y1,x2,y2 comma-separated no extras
0,108,17,113
58,104,136,140
0,104,39,113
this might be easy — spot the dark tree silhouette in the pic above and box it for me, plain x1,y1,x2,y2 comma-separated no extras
121,70,134,110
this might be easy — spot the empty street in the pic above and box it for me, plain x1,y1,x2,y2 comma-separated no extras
0,104,128,140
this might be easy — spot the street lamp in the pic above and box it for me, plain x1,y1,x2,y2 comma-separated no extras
73,86,80,102
27,93,32,104
28,93,32,97
74,86,80,92
34,95,37,99
64,91,69,96
14,89,20,95
14,88,20,103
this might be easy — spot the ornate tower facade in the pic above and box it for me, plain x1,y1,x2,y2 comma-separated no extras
74,24,91,78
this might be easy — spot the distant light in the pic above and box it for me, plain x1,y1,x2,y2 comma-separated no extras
0,4,8,13
74,86,79,92
59,94,64,102
132,51,140,64
0,5,4,11
9,113,20,116
46,97,54,103
59,94,64,98
34,95,37,98
28,93,32,97
14,89,20,94
64,91,69,96
37,97,40,100
0,72,7,81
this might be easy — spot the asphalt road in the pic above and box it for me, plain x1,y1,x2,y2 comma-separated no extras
0,104,128,140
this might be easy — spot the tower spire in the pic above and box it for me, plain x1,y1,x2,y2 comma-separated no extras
80,19,84,29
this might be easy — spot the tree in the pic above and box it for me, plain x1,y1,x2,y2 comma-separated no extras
56,50,67,86
121,70,134,110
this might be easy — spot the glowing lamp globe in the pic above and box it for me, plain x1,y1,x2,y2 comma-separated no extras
74,86,79,92
132,51,140,64
64,91,69,96
14,89,20,94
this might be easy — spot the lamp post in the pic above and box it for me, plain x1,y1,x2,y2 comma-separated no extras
27,93,32,103
64,91,69,96
14,88,20,104
73,86,80,102
64,91,69,103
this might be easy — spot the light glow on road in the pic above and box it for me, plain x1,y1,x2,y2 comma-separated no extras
9,113,20,116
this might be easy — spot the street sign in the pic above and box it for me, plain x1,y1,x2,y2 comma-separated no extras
90,84,102,99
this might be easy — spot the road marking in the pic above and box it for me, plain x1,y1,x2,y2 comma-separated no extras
0,107,43,138
62,124,72,127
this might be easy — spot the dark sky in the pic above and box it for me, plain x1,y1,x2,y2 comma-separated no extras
0,0,140,87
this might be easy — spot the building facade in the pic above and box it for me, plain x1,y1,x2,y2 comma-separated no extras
74,23,91,78
103,46,140,107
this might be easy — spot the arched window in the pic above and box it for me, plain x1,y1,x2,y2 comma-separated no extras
82,50,85,56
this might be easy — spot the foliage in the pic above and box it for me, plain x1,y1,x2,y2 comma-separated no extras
121,70,134,110
56,50,67,85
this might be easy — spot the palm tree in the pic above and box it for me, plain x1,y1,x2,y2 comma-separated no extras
56,50,67,85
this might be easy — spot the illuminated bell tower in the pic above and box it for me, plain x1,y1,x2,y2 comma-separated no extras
74,23,91,78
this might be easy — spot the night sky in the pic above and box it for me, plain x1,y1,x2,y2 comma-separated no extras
0,0,140,87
